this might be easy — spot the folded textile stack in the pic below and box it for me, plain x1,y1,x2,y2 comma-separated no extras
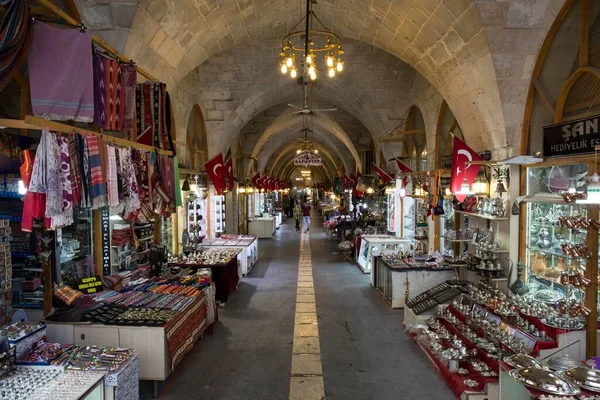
111,224,132,247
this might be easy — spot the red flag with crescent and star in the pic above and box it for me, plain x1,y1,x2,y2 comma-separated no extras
205,153,226,195
353,171,363,198
396,159,412,187
342,174,352,191
252,173,261,189
224,156,234,191
450,136,482,202
372,162,394,183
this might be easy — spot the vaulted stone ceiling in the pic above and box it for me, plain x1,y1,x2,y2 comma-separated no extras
75,0,565,176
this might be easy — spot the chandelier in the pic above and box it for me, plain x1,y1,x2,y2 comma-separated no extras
279,0,344,81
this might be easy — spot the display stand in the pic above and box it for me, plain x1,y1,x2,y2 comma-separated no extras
372,256,454,308
104,353,140,400
356,235,412,273
200,236,259,275
168,257,239,303
248,217,276,238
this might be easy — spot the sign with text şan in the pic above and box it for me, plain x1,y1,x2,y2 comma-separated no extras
294,151,322,167
543,114,600,157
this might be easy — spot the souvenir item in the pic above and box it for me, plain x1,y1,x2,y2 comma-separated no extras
508,367,580,395
563,366,600,393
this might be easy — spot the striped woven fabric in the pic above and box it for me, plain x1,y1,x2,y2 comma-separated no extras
0,0,33,91
86,135,107,209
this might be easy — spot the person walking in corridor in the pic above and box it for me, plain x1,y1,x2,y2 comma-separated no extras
293,202,302,232
301,200,311,233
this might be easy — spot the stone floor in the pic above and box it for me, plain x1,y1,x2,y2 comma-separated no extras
140,214,453,399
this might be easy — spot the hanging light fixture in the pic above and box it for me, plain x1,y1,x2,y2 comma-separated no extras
279,0,344,80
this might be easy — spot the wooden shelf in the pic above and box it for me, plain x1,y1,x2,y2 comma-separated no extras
443,238,474,243
455,211,509,221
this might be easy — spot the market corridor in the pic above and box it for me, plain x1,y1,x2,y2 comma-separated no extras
143,215,452,400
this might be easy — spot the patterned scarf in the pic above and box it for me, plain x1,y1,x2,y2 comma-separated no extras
68,135,81,207
52,136,73,229
106,144,120,208
44,131,62,224
122,148,140,219
86,135,106,209
119,63,137,132
78,134,92,208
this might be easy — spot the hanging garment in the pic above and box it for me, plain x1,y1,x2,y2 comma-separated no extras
28,22,94,122
136,82,169,148
119,63,137,132
0,0,33,91
123,148,141,219
78,134,92,208
68,136,81,207
164,91,175,153
93,52,125,131
106,144,119,208
19,148,33,187
22,129,50,232
52,136,73,229
86,135,106,209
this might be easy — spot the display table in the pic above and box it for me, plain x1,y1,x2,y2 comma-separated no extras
46,295,208,396
373,256,454,308
275,212,283,228
248,217,276,238
199,236,258,275
168,257,239,303
356,235,412,273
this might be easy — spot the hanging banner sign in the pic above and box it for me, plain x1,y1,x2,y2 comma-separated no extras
77,275,103,294
101,207,110,276
294,151,322,167
543,114,600,157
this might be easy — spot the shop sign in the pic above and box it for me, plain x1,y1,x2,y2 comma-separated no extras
543,114,600,157
77,275,103,294
101,207,110,276
294,151,322,167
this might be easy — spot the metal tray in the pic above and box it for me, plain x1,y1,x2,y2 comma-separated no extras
509,367,581,396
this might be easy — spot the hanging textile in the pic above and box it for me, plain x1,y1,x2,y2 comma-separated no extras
78,134,92,208
0,0,33,91
136,82,171,149
52,136,73,229
27,22,94,122
22,131,49,232
122,148,141,219
86,135,106,209
106,144,119,208
164,92,175,153
120,63,137,132
19,149,33,188
44,131,63,227
93,52,125,131
68,136,81,207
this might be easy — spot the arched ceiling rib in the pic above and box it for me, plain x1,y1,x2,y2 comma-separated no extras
250,111,362,175
124,1,505,152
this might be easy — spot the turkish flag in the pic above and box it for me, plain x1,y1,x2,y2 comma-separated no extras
451,136,482,202
353,171,363,198
372,163,393,183
224,156,234,191
205,154,226,195
396,159,412,187
252,173,261,189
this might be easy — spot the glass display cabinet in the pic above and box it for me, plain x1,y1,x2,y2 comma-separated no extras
523,164,590,311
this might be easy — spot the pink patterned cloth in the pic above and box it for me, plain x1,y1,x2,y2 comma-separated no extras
53,136,73,229
106,144,119,208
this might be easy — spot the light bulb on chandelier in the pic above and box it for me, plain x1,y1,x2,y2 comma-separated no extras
280,63,288,74
306,53,313,64
310,71,317,81
328,68,335,78
286,56,293,68
336,60,343,72
326,53,334,67
308,65,315,75
290,68,297,78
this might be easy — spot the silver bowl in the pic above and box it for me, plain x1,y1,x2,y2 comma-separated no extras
509,367,581,395
545,354,582,372
504,354,542,369
562,366,600,393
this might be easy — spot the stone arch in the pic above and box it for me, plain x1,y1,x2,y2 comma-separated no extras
435,101,465,169
185,104,208,171
249,112,362,176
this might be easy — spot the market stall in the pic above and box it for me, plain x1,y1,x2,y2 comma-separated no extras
248,217,276,238
199,235,258,275
356,235,412,274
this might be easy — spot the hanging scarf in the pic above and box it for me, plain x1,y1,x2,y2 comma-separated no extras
106,144,119,208
28,129,48,194
68,136,81,207
44,131,62,223
115,148,123,203
19,148,33,187
123,148,140,218
52,136,73,229
119,63,137,132
86,135,106,209
78,134,92,208
0,0,33,91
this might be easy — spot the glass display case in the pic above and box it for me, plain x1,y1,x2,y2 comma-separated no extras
523,164,590,307
56,208,94,287
402,197,415,241
213,195,226,233
440,197,455,255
